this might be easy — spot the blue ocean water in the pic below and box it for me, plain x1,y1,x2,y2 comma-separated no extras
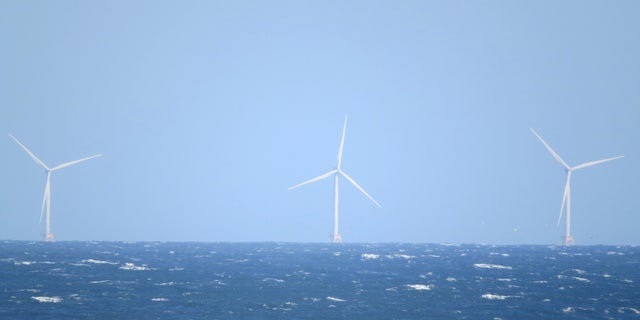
1,241,639,319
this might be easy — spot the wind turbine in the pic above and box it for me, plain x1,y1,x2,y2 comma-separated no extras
530,128,623,246
9,134,102,241
289,115,381,243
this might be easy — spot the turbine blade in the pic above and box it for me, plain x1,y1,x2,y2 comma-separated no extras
51,154,102,171
39,175,51,224
558,173,571,227
288,169,338,190
530,129,570,170
9,134,49,170
572,155,623,171
337,115,348,169
339,170,382,208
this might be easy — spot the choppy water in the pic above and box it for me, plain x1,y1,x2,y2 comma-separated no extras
1,241,639,319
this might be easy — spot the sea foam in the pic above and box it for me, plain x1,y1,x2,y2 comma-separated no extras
406,284,434,291
474,263,512,270
32,296,63,303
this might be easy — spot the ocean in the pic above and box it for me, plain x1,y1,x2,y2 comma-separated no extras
1,241,638,319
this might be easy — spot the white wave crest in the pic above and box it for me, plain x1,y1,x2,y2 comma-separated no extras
474,263,512,270
89,280,111,284
81,259,118,265
481,293,510,300
119,263,152,271
446,277,457,282
32,296,63,303
406,284,434,291
326,296,346,302
151,297,168,302
262,278,285,283
572,277,590,283
392,254,416,259
619,307,640,314
361,253,380,260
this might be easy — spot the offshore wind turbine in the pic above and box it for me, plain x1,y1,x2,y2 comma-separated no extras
530,129,623,246
9,134,102,241
289,115,381,243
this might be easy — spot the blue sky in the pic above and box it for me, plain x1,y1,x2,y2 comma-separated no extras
1,1,638,244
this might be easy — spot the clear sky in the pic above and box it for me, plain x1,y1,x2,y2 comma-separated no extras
1,1,638,244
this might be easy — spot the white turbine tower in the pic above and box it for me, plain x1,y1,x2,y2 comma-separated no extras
289,115,381,243
9,134,102,241
530,129,623,246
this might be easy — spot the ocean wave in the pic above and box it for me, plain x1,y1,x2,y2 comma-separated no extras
562,306,596,313
361,253,380,260
405,284,434,291
446,277,457,282
89,280,111,284
68,294,81,301
473,263,512,270
151,297,168,302
572,277,590,283
211,279,227,286
571,268,587,274
361,253,416,260
619,307,640,314
262,278,285,283
119,263,153,271
489,252,510,257
439,243,461,247
481,293,511,300
32,296,63,303
326,296,346,302
391,254,416,259
81,259,118,265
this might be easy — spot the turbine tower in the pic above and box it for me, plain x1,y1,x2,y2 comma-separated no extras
9,134,101,241
530,129,623,246
289,115,381,243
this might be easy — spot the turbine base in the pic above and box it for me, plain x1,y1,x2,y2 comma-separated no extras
44,233,54,242
563,235,574,246
333,233,342,243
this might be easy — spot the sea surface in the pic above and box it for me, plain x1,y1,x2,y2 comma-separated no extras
1,241,639,319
